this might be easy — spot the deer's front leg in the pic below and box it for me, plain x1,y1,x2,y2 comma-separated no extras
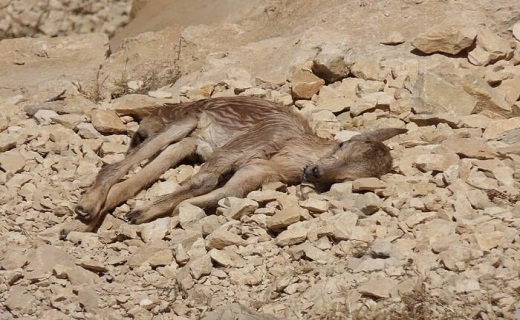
175,162,279,212
125,170,222,224
75,117,197,221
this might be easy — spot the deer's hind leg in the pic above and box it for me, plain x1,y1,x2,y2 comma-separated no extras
61,137,198,238
176,162,280,212
75,116,198,222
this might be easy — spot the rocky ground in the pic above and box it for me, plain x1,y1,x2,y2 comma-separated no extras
0,1,520,319
0,0,132,40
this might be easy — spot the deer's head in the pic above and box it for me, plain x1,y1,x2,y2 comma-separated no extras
303,128,406,187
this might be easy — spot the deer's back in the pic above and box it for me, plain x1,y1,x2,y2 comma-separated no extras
154,97,313,160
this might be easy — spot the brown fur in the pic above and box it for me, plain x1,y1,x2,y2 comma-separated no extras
65,96,406,236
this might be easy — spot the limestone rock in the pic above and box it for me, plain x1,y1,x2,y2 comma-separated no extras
290,70,325,99
209,248,246,268
439,245,483,271
0,248,28,270
312,43,353,83
276,226,307,246
358,278,397,298
127,241,174,267
140,217,170,243
468,28,513,66
203,303,279,320
189,254,213,279
354,192,383,215
217,197,259,220
34,109,59,125
207,228,247,249
483,118,520,140
77,258,109,273
411,25,476,55
178,203,207,229
461,73,512,117
352,177,386,192
90,109,127,134
267,196,303,230
414,153,459,172
513,21,520,41
0,150,25,173
414,71,476,116
442,137,497,159
381,32,405,45
350,58,386,81
299,198,329,213
6,285,36,315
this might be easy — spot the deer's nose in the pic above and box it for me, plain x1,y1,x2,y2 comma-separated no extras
303,165,322,181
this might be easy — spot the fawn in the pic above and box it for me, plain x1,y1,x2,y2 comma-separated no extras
66,96,406,235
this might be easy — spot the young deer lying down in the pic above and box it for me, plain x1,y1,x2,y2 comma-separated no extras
70,96,406,234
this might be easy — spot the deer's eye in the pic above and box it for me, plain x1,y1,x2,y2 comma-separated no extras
338,141,346,148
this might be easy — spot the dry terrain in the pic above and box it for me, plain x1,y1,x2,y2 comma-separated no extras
0,1,519,319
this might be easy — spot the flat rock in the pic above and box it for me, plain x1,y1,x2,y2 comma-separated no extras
217,197,259,220
202,303,279,320
178,203,207,229
110,94,171,118
140,217,170,243
411,25,476,55
276,226,308,246
442,137,497,159
483,118,520,140
358,277,397,298
0,150,25,173
352,177,386,192
90,109,127,134
207,228,247,249
350,58,386,81
513,21,520,41
414,71,476,116
414,153,459,172
312,42,353,83
209,248,246,268
127,240,174,267
0,248,28,270
299,198,329,213
189,254,213,279
468,28,513,66
267,196,303,230
290,69,325,99
33,109,59,125
5,285,36,315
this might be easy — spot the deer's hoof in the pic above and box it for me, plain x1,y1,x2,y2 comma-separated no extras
75,205,92,221
126,209,143,224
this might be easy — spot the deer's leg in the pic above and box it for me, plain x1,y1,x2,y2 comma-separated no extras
75,117,198,221
175,162,279,212
60,138,198,238
124,146,254,224
101,137,198,214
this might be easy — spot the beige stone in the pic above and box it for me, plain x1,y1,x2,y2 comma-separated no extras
267,196,303,230
276,227,307,246
207,228,246,249
90,109,127,134
217,197,258,220
312,43,353,83
290,70,325,99
483,118,520,140
358,277,398,298
411,25,476,55
0,150,25,173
